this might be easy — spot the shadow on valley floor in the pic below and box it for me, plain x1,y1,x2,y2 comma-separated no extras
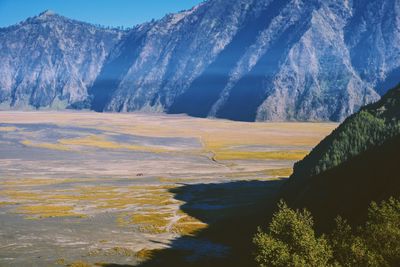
102,179,285,267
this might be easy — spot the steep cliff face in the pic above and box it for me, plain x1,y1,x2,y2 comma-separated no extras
97,0,267,114
345,0,400,95
0,0,399,121
92,0,397,121
256,1,379,121
0,10,123,109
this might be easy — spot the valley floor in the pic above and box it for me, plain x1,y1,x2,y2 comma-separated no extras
0,111,336,266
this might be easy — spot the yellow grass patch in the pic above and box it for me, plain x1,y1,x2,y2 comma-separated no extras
0,111,336,149
213,150,308,161
93,187,177,210
172,222,208,236
0,178,79,187
59,135,168,153
1,183,180,221
125,184,176,191
15,205,83,218
171,212,208,236
98,198,140,210
136,248,160,261
88,247,136,257
265,167,293,177
132,213,171,233
158,177,201,183
0,126,17,132
0,201,17,206
117,211,172,233
224,168,293,179
21,140,71,151
2,190,43,201
59,135,122,149
55,258,66,265
69,261,92,267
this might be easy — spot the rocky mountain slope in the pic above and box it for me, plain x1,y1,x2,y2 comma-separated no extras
282,83,400,228
0,10,123,109
1,0,399,121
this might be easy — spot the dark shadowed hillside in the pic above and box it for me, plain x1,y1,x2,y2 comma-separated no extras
284,133,400,229
283,84,400,229
291,84,400,180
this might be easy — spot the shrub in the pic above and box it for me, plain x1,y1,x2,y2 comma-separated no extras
254,198,400,267
253,201,332,267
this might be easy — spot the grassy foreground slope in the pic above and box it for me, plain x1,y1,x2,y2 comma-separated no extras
283,84,400,228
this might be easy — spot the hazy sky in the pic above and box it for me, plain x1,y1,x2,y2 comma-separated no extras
0,0,204,28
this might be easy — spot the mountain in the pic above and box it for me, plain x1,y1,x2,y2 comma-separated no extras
0,10,123,109
1,0,400,121
90,0,397,121
282,83,400,228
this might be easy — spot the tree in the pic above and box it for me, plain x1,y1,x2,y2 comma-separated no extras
330,217,372,266
365,198,400,265
330,198,400,266
254,198,400,266
253,201,332,267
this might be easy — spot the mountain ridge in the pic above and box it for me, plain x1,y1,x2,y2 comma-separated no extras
0,0,399,122
0,10,124,109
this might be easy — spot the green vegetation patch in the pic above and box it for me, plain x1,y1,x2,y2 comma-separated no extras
293,84,400,179
254,197,400,267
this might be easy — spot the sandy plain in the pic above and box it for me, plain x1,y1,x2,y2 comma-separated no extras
0,111,337,266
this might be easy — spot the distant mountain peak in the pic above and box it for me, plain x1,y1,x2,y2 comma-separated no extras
32,9,62,23
38,9,57,17
0,8,123,108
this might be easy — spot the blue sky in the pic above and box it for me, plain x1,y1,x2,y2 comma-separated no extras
0,0,204,28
